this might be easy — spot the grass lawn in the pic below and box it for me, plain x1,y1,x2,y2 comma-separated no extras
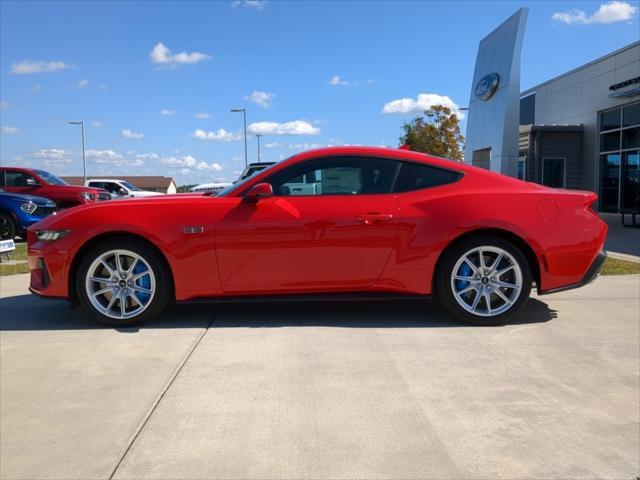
0,242,638,277
601,256,640,275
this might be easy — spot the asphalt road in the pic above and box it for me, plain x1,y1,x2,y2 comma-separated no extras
1,273,639,480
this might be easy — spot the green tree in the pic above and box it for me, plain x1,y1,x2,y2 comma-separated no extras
399,105,465,161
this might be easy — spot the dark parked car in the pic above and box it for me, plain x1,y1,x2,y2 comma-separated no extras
0,167,108,209
0,188,56,240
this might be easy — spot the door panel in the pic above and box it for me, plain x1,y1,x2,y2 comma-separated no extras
215,195,401,293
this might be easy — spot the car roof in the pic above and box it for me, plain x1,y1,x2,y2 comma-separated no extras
87,179,124,182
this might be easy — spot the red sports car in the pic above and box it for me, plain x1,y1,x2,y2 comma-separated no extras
27,146,607,326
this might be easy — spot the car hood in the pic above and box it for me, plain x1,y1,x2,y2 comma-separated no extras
50,185,100,194
0,191,56,205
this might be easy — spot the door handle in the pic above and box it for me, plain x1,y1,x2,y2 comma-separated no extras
355,213,394,225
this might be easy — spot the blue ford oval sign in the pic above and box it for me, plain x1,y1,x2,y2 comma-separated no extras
474,72,500,101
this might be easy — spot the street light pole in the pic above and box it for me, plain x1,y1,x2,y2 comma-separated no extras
68,121,86,183
230,108,248,168
256,134,262,163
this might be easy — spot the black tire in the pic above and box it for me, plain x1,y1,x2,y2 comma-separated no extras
0,212,16,240
75,238,172,326
436,236,532,326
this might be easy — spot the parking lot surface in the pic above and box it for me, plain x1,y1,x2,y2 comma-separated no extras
1,273,639,480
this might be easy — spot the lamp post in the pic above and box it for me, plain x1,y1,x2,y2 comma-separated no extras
230,108,248,168
68,121,86,184
256,134,262,163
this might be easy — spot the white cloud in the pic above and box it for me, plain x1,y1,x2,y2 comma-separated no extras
97,83,107,89
288,143,324,151
264,142,281,148
77,79,89,89
248,120,320,135
161,154,223,171
86,149,123,164
1,126,21,134
192,128,239,141
552,1,638,24
329,75,349,86
195,112,211,119
31,84,43,92
121,129,144,139
10,60,72,74
91,121,103,128
150,42,212,67
33,148,71,165
135,152,159,161
382,92,465,119
231,0,266,9
161,109,176,116
86,149,145,168
366,79,375,85
244,91,274,108
0,101,9,109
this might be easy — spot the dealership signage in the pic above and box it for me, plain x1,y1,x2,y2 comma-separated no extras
608,76,640,98
474,72,500,101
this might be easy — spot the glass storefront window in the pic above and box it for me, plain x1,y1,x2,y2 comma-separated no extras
600,108,621,131
599,103,639,212
621,151,639,210
542,158,565,188
622,127,640,149
600,153,621,212
600,131,620,152
623,103,640,128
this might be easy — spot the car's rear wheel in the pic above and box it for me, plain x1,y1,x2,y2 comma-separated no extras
0,213,16,240
436,236,532,325
76,239,171,326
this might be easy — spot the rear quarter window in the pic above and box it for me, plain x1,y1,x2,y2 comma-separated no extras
394,162,462,193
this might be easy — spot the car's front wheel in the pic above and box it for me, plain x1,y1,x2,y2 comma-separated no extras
436,236,532,325
0,212,16,240
76,239,172,326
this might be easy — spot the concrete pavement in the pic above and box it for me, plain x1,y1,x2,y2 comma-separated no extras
1,273,639,479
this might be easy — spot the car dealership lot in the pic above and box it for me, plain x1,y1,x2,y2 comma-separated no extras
1,274,638,480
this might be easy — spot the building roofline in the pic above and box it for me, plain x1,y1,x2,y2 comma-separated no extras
521,41,640,97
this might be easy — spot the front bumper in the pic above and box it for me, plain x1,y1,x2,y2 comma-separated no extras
539,250,607,295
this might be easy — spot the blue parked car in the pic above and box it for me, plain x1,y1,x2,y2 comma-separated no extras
0,188,57,240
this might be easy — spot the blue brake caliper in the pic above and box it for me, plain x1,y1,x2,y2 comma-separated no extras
133,262,151,304
455,262,472,297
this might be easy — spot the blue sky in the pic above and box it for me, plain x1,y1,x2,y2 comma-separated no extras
1,0,638,185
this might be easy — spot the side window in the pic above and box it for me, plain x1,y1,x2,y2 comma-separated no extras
88,181,101,189
265,157,399,196
0,171,5,187
5,171,37,187
394,162,462,193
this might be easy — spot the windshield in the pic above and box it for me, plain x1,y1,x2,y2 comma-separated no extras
120,181,141,191
35,169,68,186
217,160,283,197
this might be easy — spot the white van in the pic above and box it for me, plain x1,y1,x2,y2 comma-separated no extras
85,179,162,198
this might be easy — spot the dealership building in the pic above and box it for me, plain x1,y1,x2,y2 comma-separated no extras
518,41,639,213
464,7,639,213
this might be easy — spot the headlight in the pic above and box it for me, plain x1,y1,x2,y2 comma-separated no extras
35,229,70,241
80,192,95,201
20,201,37,214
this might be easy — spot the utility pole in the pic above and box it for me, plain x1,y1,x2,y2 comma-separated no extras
68,121,86,183
256,134,262,163
230,108,248,167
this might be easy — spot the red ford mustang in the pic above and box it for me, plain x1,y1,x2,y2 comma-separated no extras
27,146,607,326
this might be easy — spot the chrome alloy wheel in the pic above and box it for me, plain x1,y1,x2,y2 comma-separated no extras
450,246,523,317
85,249,156,320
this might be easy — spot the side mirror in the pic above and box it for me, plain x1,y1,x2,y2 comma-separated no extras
26,178,39,187
244,182,273,203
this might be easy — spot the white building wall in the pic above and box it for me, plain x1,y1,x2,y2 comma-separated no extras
522,42,640,191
